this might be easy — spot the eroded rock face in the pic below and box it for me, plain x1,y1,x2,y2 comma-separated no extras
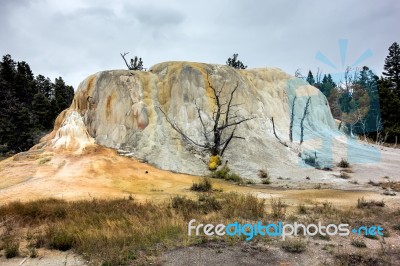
41,62,341,177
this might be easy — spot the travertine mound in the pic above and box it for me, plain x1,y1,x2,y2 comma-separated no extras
38,62,372,178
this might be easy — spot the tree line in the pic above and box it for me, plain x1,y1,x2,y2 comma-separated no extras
0,54,74,153
303,42,400,144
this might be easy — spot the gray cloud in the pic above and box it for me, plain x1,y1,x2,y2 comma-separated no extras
0,0,399,88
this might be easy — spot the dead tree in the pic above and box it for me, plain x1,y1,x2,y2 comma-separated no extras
295,69,304,79
375,116,388,146
316,68,322,84
158,73,253,157
271,117,288,147
120,52,144,71
357,112,368,142
300,97,311,144
289,96,297,142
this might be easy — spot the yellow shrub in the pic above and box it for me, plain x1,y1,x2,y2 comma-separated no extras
208,161,218,171
209,155,221,166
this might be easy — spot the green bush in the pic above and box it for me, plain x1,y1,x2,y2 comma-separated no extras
297,204,307,214
47,227,74,251
28,246,38,258
191,177,212,192
258,169,271,184
4,238,20,258
303,155,319,168
225,172,243,184
210,165,230,179
210,165,244,185
338,158,350,168
351,239,367,248
271,198,286,219
281,238,306,253
258,169,269,179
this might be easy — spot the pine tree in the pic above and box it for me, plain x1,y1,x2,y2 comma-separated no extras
378,78,400,141
306,70,315,85
120,53,145,71
15,61,37,107
54,77,74,115
36,74,54,99
12,107,35,151
383,42,400,95
226,53,247,69
316,74,336,98
32,92,51,129
130,56,144,71
0,54,74,153
0,55,16,83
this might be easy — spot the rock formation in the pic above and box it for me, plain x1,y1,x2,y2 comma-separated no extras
36,61,379,178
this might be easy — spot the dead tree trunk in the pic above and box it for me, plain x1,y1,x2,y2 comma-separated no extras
300,97,311,144
289,96,297,142
271,117,288,147
159,73,253,157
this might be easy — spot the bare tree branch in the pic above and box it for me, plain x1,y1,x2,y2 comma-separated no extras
224,82,239,127
289,96,297,142
271,117,288,147
157,106,209,148
220,125,237,156
218,117,254,131
295,68,304,79
300,97,311,144
120,52,131,70
195,101,210,144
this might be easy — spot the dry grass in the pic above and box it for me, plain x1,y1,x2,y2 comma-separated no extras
0,198,186,264
357,197,385,209
0,192,399,265
334,252,385,265
0,192,266,265
270,198,287,219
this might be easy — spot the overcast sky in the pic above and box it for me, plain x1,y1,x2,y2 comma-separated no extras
1,0,399,89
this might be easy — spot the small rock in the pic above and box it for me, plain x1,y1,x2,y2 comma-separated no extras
383,190,396,196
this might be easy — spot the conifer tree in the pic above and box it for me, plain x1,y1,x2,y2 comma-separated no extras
226,53,247,69
306,70,315,85
383,42,400,95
